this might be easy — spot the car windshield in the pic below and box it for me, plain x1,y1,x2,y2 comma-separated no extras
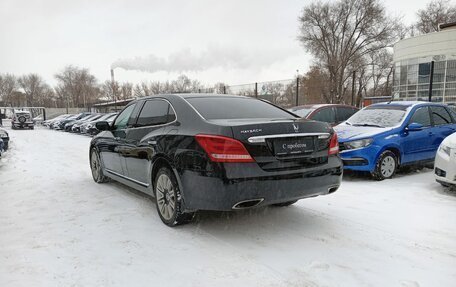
346,105,407,128
290,108,315,118
187,97,296,120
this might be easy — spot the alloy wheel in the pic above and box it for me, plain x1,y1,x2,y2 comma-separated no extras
156,173,176,221
381,155,396,178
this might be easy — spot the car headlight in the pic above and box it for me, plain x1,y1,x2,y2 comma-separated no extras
344,138,373,150
87,124,93,129
439,144,451,157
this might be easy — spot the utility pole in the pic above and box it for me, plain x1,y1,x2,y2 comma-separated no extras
351,71,356,106
296,76,299,107
428,61,435,102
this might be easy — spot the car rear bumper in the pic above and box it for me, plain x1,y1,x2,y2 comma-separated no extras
178,156,343,211
12,122,34,127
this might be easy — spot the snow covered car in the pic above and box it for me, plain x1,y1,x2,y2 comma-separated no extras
90,94,342,226
44,114,71,128
56,113,91,130
11,110,34,129
335,101,456,180
71,114,103,133
0,127,9,150
80,113,117,134
435,132,456,188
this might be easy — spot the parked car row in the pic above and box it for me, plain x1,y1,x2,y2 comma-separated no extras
43,112,117,136
290,102,456,183
84,95,455,227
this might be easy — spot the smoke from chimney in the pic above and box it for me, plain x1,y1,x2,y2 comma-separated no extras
110,45,286,74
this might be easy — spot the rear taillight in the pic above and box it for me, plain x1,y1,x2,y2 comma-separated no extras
195,134,254,163
328,133,339,155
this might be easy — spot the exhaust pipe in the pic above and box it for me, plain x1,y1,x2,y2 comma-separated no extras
232,198,264,210
328,185,340,194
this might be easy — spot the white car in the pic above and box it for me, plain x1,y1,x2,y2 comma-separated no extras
435,132,456,188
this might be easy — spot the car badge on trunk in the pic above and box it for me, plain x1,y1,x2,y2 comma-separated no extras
293,123,299,132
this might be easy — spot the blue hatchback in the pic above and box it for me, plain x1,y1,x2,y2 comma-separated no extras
334,101,456,180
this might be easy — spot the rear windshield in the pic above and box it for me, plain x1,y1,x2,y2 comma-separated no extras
289,108,315,118
346,105,407,128
187,97,296,120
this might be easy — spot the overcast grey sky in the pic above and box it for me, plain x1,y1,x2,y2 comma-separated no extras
0,0,430,86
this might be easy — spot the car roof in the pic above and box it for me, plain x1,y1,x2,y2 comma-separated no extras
369,101,449,108
136,93,251,101
292,104,357,110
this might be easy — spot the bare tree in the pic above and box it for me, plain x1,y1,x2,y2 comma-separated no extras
55,65,99,108
298,0,400,103
0,74,17,106
17,74,50,106
120,82,133,100
416,0,456,34
102,80,121,102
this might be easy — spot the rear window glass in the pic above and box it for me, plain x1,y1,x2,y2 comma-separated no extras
187,97,295,120
312,108,335,123
290,108,314,118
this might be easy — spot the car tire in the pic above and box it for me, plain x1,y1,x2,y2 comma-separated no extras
272,200,298,207
154,167,194,227
90,148,109,183
371,150,398,181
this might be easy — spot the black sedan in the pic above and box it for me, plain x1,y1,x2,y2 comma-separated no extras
90,94,342,226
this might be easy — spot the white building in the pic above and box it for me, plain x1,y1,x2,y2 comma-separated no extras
393,22,456,105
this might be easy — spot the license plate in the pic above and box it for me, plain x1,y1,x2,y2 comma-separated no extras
273,137,314,156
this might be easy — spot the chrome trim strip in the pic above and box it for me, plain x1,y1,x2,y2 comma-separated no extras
177,95,207,121
232,198,264,210
105,169,150,187
248,132,330,143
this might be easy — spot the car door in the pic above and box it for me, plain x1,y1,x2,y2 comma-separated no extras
100,103,137,175
401,106,434,163
311,107,336,125
429,106,456,153
123,99,176,186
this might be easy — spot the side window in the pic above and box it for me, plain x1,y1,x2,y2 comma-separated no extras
312,108,335,123
409,107,431,127
446,107,456,123
113,104,136,130
136,100,176,127
430,106,452,126
336,107,357,122
127,101,144,126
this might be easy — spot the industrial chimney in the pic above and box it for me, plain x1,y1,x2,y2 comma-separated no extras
110,69,115,82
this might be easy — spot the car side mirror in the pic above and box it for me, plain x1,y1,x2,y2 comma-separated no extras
95,121,111,131
407,122,423,131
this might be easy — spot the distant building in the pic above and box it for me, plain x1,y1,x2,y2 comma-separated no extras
392,22,456,105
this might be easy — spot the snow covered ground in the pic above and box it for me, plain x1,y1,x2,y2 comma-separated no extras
1,127,455,287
